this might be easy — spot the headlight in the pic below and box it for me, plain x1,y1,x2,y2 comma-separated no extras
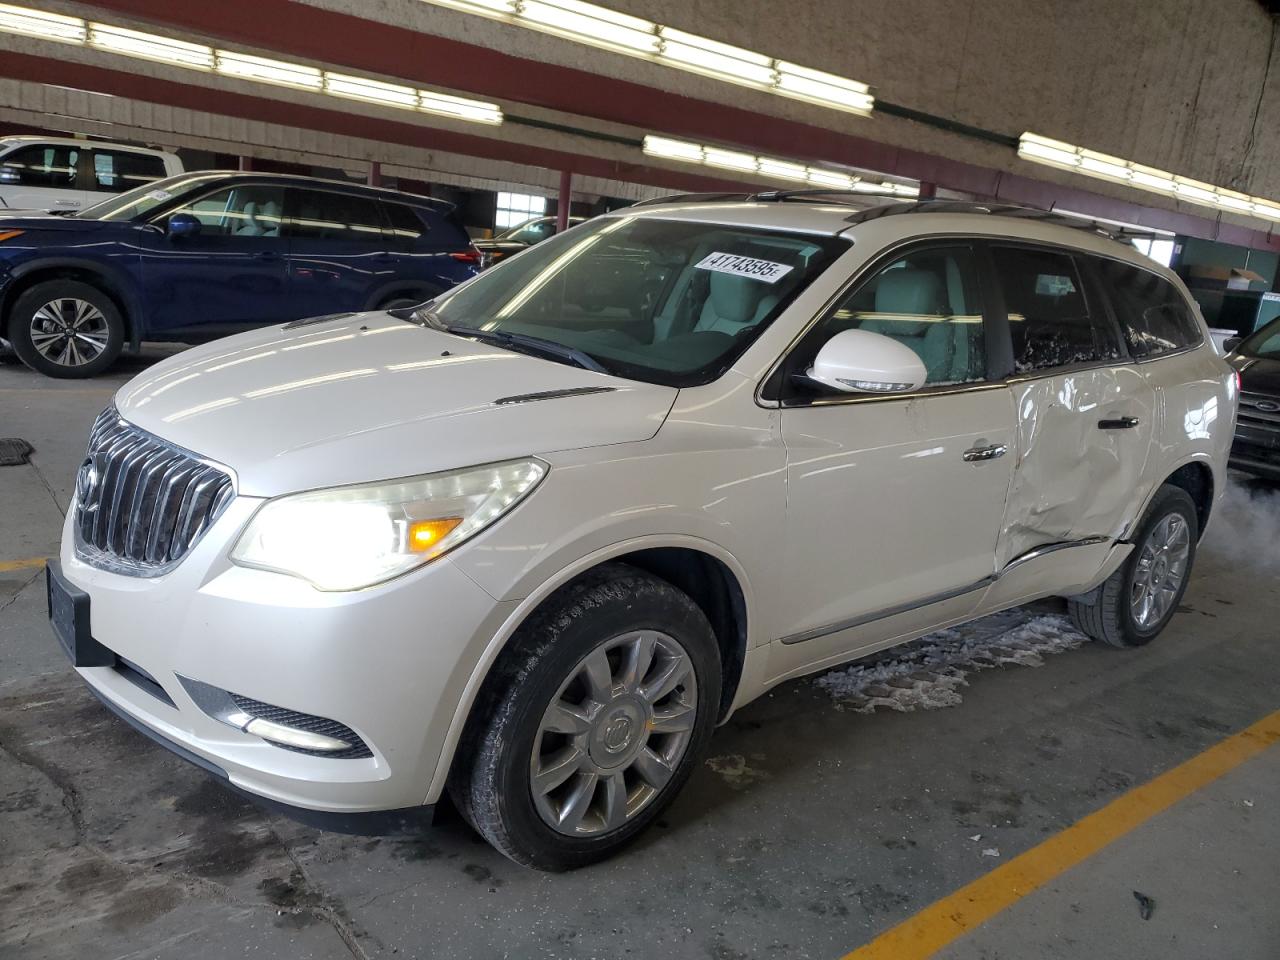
230,459,546,591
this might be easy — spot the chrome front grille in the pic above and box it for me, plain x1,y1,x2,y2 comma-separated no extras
74,407,235,574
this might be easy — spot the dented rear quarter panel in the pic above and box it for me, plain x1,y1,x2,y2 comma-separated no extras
1135,344,1237,538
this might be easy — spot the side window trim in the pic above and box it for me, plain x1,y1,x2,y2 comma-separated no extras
768,237,1003,406
1073,253,1135,364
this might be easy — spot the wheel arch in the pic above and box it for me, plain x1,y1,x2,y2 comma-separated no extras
2,259,141,349
426,535,754,802
1132,456,1216,541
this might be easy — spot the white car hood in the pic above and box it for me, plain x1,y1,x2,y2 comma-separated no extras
115,313,678,496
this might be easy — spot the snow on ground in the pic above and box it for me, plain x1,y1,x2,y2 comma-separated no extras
813,609,1088,713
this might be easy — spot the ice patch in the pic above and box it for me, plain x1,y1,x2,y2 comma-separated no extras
814,610,1088,713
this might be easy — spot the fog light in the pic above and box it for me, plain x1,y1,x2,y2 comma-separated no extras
244,717,352,752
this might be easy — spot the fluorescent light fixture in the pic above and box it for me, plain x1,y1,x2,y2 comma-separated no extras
417,0,874,116
325,72,418,109
1020,131,1280,226
0,1,506,127
88,24,213,69
642,135,704,162
757,157,810,183
216,50,324,90
418,90,503,124
642,134,917,198
521,0,658,55
0,2,84,42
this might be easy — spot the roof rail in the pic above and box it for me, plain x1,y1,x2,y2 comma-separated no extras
843,199,1164,242
628,193,1163,244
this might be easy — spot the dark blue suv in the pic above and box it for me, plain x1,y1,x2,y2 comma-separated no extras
0,171,479,377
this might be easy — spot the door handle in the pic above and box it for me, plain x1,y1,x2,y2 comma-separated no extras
254,250,281,261
963,443,1007,462
1098,416,1140,430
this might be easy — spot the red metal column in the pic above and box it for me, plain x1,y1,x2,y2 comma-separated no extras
918,181,937,199
556,170,571,233
368,160,382,187
238,155,253,171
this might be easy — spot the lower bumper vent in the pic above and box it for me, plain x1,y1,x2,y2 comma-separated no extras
228,694,373,759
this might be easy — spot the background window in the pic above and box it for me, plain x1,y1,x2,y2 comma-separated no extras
287,189,384,241
800,246,987,387
495,192,546,231
91,150,166,193
992,246,1123,372
1096,258,1201,358
172,185,284,237
0,144,78,187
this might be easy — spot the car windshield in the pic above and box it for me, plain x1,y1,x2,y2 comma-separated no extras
1240,316,1280,360
76,172,227,221
421,215,848,387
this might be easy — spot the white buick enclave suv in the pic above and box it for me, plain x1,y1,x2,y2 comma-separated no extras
49,197,1236,869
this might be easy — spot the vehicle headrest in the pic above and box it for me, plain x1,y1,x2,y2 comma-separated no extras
708,272,772,324
875,267,946,317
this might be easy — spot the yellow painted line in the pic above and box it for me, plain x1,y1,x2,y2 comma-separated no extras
843,708,1280,960
0,556,48,574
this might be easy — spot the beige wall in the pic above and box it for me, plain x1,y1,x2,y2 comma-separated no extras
304,0,1280,203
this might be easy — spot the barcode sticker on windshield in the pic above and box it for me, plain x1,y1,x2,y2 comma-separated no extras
695,252,794,283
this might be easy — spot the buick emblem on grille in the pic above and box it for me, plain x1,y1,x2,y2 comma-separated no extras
1255,399,1280,413
75,456,102,512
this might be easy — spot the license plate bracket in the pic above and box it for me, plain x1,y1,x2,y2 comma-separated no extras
46,560,115,667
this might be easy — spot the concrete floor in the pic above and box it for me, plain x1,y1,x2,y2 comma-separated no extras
2,347,1278,960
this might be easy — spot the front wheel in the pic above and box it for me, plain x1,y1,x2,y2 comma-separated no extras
450,564,720,870
7,279,124,378
1068,484,1198,648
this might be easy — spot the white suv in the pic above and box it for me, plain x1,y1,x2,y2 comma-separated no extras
49,197,1236,869
0,136,181,212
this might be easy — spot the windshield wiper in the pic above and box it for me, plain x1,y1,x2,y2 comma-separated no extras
411,310,609,375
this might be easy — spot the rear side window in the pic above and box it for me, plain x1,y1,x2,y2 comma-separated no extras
91,150,166,193
382,202,428,239
1095,258,1202,358
0,144,78,187
286,189,384,241
992,246,1124,373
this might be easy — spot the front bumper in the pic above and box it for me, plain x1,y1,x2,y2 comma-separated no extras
55,498,517,815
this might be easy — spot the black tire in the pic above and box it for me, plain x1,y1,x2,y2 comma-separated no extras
1068,485,1199,648
449,563,721,871
7,279,124,378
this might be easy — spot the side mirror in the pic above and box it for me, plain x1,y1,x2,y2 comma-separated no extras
1222,337,1242,354
807,329,928,395
0,167,21,185
166,212,201,238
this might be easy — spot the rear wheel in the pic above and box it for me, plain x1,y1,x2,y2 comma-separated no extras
8,279,124,378
1068,485,1198,648
449,564,720,870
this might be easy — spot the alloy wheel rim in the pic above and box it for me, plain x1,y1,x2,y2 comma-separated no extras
29,298,109,367
530,630,697,837
1130,513,1191,629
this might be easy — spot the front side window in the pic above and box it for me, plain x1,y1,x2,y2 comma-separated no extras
170,185,284,237
1095,258,1202,358
90,150,166,193
287,189,384,241
992,246,1124,373
789,245,988,391
1239,316,1280,360
0,144,78,188
425,216,849,387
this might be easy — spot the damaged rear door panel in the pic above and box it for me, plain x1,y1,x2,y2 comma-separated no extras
998,364,1156,567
